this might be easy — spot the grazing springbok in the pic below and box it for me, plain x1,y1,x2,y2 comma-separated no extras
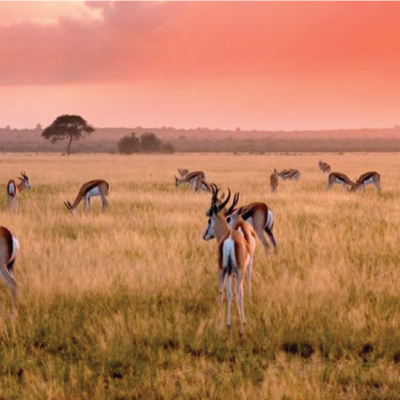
277,169,300,180
0,227,19,317
203,190,256,334
175,170,206,190
7,171,31,211
318,161,331,174
327,172,356,191
206,184,276,251
270,169,279,193
64,179,110,215
351,171,381,192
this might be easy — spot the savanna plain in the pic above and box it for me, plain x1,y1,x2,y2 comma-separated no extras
0,152,399,400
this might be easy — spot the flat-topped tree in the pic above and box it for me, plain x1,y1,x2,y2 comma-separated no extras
42,115,95,155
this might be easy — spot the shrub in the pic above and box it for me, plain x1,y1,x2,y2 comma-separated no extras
117,132,175,154
117,132,141,154
140,133,162,153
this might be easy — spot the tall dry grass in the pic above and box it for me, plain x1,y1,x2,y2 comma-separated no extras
0,152,399,399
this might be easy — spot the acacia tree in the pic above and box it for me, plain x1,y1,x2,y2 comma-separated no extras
42,115,95,155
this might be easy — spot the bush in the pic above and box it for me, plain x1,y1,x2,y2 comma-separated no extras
140,133,162,153
117,133,141,154
117,132,175,154
161,142,175,154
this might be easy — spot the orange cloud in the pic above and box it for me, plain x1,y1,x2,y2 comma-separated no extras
1,2,400,85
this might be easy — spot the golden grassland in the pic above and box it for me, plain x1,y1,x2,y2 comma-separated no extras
0,152,399,399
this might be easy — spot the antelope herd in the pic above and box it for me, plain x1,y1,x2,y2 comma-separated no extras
0,161,382,332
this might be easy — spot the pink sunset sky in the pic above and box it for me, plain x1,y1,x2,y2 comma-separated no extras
1,1,400,130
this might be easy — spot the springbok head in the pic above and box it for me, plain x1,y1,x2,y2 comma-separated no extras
350,181,363,193
64,201,77,216
203,189,231,241
18,171,31,189
175,175,185,187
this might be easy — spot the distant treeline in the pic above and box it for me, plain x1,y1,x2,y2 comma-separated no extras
1,125,400,153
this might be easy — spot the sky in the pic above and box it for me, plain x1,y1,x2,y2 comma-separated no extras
1,1,400,131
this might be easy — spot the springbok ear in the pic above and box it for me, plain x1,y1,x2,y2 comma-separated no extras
220,192,225,200
18,177,23,181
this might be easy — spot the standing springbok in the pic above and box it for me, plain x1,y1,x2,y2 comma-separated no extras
318,161,331,174
0,227,19,317
64,179,110,215
7,171,31,211
207,189,257,298
277,169,300,180
203,190,255,334
327,172,356,191
270,169,279,193
206,185,276,251
351,171,381,192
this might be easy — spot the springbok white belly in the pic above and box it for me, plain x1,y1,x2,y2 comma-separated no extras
10,236,19,263
86,186,101,198
364,177,375,185
189,178,197,187
244,216,254,228
8,183,16,195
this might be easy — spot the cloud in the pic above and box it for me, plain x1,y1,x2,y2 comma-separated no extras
0,2,400,85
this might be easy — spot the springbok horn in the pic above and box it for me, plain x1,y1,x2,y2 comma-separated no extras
225,193,239,216
216,189,231,213
211,183,218,200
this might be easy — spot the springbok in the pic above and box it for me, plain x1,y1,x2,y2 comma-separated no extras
175,170,206,191
277,169,300,180
64,179,110,215
7,171,31,211
327,172,356,191
206,184,276,251
318,161,331,174
203,190,255,334
351,171,381,192
270,169,279,193
0,227,19,317
207,190,257,298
